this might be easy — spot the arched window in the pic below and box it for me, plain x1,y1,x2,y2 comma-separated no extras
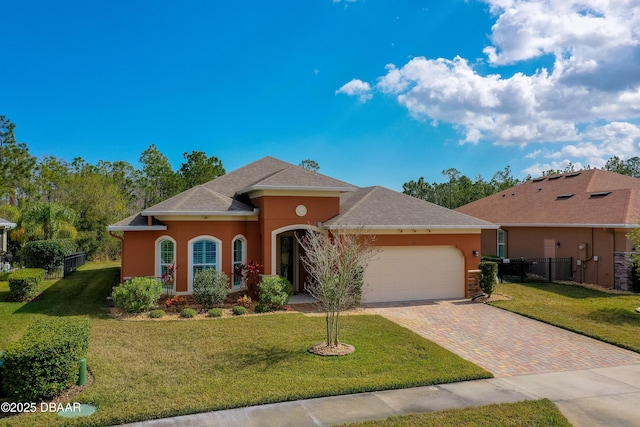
187,236,222,293
156,237,176,283
232,235,246,287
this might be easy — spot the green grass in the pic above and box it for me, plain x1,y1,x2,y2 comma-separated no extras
342,399,571,427
0,263,491,427
490,281,640,352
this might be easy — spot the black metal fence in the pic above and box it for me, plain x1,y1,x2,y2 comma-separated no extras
45,252,87,280
482,257,573,283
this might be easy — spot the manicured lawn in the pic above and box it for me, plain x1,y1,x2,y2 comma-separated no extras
342,399,571,427
0,263,491,427
490,281,640,352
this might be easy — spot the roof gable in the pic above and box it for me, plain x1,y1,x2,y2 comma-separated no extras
456,169,640,226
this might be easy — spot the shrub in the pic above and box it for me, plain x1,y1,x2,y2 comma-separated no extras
21,239,77,272
2,317,91,402
630,258,640,293
479,261,498,296
232,305,248,315
208,308,223,317
254,303,269,313
181,308,197,318
7,268,45,302
112,276,163,313
237,294,252,308
258,276,292,311
149,309,165,318
192,269,229,309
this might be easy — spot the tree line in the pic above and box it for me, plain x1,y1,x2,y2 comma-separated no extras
402,158,640,209
0,116,225,260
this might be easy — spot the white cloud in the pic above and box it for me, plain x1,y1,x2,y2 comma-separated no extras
336,79,372,102
340,0,640,171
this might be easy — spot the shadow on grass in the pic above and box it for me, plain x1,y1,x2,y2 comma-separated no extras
216,344,305,371
585,308,640,326
508,281,621,299
14,266,119,318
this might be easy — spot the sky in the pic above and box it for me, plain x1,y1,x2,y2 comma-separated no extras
2,0,640,191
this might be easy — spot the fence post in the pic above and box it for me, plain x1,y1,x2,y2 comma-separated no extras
520,257,525,282
548,258,552,282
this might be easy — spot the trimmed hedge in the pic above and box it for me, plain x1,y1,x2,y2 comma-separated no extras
479,261,498,296
2,317,91,401
21,239,78,272
192,269,229,309
7,268,46,302
258,276,292,311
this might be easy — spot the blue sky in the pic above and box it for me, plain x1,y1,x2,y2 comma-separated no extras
3,0,640,191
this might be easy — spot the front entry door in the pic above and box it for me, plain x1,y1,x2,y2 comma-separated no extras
279,235,295,287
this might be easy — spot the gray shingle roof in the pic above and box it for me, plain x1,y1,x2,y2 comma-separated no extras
107,213,167,231
109,156,494,230
0,217,16,229
323,186,497,229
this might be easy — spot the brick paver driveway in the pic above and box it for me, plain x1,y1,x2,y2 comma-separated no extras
365,300,640,377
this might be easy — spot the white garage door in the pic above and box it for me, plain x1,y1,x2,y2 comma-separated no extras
363,246,464,303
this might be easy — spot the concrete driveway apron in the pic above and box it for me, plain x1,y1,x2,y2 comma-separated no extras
364,299,640,377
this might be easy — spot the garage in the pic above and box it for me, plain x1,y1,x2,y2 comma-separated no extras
363,246,465,303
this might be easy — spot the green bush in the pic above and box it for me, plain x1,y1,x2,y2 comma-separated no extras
2,317,91,402
181,308,197,318
21,239,77,272
192,269,229,309
479,261,498,296
630,258,640,293
7,268,45,302
112,276,163,313
254,303,269,313
232,305,248,315
258,276,292,311
208,308,223,317
149,309,165,318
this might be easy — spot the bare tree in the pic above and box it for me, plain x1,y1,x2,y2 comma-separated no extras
298,230,376,354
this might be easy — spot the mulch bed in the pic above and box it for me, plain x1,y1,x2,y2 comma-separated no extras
308,342,355,356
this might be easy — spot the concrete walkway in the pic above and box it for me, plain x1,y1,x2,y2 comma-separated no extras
121,300,640,427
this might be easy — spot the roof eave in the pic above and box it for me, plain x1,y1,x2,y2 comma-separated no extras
141,208,259,216
0,222,16,229
323,224,499,230
106,225,168,231
498,223,640,228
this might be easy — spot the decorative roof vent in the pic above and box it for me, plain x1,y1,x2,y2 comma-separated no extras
548,176,562,181
565,172,581,178
532,177,545,182
590,191,611,198
556,193,575,200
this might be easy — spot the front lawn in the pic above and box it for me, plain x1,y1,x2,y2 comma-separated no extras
490,281,640,352
343,398,571,427
0,263,491,427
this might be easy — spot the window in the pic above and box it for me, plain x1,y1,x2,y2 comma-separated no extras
232,236,246,287
498,230,506,258
156,237,176,284
192,239,218,276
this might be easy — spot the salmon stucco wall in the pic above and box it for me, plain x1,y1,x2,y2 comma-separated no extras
252,195,340,275
121,220,260,292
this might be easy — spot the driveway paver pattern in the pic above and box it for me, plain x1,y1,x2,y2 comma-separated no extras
365,299,640,377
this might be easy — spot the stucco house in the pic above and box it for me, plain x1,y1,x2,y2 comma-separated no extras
108,157,496,303
456,169,640,289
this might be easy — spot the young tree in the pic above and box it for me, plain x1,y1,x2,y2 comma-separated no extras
298,230,376,355
21,202,77,240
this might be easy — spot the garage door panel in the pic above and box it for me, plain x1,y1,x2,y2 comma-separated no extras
363,246,464,303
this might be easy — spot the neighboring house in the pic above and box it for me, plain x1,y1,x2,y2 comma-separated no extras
456,169,640,289
108,157,496,303
0,217,16,268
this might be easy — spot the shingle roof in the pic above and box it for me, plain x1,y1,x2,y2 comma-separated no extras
107,213,168,231
456,169,640,226
0,217,16,229
323,186,496,229
109,156,494,230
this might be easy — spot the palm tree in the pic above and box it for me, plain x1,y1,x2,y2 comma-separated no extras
21,202,77,240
